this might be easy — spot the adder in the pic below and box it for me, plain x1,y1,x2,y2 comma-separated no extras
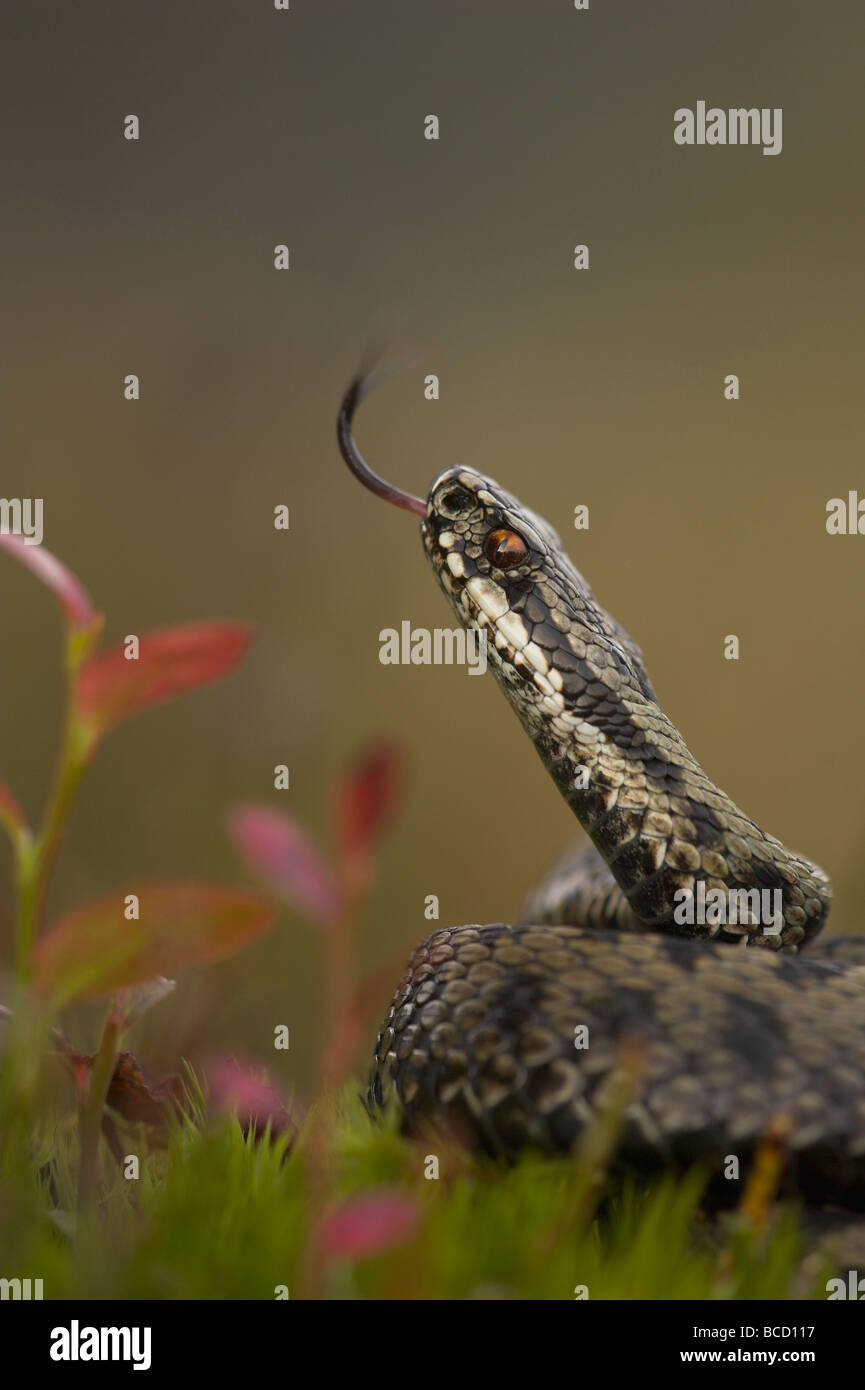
337,372,865,1210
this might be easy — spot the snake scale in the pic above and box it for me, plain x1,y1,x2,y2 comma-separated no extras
338,373,865,1210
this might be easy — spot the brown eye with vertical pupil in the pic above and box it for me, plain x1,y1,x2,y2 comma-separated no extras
484,527,528,569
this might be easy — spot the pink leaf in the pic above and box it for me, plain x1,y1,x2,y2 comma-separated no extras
206,1056,293,1137
32,883,277,1004
0,533,95,631
336,741,405,877
227,805,341,925
74,622,251,736
320,1188,421,1260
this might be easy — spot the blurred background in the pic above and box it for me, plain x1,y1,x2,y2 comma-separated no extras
0,0,863,1092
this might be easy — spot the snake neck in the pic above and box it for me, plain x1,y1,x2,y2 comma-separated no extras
421,466,832,951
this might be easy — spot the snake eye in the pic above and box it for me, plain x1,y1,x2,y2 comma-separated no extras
438,486,475,517
484,527,528,569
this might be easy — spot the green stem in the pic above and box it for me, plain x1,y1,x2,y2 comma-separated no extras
77,1011,121,1210
1,828,41,1165
14,838,41,981
1,645,94,1164
20,733,90,977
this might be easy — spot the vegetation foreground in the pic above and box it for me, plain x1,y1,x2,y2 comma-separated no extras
2,1080,834,1301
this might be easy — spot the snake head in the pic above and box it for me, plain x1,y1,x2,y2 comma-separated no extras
423,465,579,693
422,463,658,721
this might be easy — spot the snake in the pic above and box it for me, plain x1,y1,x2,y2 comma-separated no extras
337,371,865,1210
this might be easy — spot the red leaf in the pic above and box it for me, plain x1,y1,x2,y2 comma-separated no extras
74,622,251,735
53,1033,185,1128
0,779,28,836
336,741,405,874
51,1030,93,1104
32,883,277,1004
108,976,176,1031
227,805,341,925
0,533,95,630
106,1051,185,1128
320,1188,421,1260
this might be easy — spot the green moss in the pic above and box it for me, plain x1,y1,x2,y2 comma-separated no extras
0,1079,832,1301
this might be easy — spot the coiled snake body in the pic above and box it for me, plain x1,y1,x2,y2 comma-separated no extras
338,374,865,1209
